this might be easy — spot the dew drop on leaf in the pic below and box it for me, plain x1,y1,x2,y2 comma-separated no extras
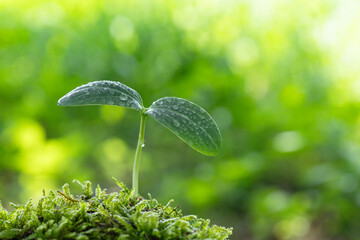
120,94,128,101
173,119,180,127
172,105,179,110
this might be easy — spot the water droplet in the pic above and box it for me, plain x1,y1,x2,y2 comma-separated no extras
120,94,128,101
172,105,179,110
109,89,116,95
141,143,145,148
173,119,180,127
151,111,157,116
108,100,114,105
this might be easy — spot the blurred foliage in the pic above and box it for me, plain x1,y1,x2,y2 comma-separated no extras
1,0,360,239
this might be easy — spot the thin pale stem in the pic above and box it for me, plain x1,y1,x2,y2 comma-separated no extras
132,111,146,195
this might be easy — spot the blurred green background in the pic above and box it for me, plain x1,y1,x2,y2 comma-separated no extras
1,0,360,239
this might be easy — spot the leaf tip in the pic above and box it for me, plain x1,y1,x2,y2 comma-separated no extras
203,147,221,157
57,96,67,106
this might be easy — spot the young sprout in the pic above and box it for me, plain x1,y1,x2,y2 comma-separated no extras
58,81,222,194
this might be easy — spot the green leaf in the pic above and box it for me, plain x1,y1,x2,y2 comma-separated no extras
146,97,222,156
57,80,143,111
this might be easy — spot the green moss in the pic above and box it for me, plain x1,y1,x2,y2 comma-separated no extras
0,179,232,239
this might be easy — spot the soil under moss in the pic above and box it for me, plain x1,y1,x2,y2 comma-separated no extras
0,179,232,239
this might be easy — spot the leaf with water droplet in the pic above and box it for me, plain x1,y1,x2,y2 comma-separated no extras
57,80,143,111
146,97,222,156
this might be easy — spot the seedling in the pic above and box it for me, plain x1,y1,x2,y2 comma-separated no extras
58,80,221,194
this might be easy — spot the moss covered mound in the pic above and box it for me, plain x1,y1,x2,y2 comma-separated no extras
0,179,232,239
